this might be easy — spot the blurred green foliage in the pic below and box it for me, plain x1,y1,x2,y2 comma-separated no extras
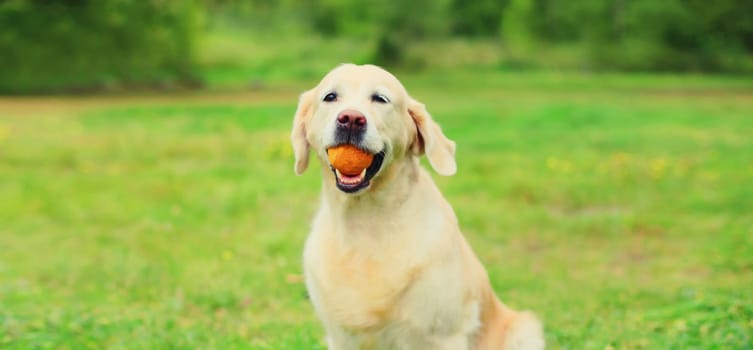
210,0,753,72
1,0,752,93
0,0,202,94
520,0,753,72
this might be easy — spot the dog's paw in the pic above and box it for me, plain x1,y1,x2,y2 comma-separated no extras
503,311,545,350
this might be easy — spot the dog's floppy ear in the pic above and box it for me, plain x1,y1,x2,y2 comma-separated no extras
408,97,457,176
291,89,315,175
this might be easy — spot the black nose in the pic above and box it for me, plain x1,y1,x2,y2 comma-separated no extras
337,109,367,131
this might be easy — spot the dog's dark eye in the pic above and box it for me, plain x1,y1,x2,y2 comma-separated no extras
371,94,389,104
323,92,338,102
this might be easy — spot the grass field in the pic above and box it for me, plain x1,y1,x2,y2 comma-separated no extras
1,70,753,349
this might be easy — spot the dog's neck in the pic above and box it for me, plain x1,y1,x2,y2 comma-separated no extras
320,155,446,238
321,156,422,212
317,156,454,252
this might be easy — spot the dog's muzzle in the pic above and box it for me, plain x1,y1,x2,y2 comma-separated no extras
329,149,385,193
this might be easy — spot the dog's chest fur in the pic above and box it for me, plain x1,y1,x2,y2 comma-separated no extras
303,199,470,334
308,240,420,330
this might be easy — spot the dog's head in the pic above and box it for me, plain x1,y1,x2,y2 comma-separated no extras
291,64,456,194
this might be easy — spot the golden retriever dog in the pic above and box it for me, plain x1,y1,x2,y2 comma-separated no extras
291,64,544,349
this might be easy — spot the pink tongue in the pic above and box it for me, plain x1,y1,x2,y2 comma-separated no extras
339,173,364,185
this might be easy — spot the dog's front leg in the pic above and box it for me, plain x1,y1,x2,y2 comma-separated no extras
324,324,361,350
387,330,469,350
430,334,470,350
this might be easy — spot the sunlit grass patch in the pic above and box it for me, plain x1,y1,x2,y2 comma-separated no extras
1,72,752,348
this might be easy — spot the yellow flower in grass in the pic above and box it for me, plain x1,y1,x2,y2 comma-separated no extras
674,319,688,332
649,157,667,179
546,157,574,173
222,250,234,261
546,157,557,170
262,132,293,160
0,125,8,142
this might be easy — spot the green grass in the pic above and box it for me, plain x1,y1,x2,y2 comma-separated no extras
1,70,752,349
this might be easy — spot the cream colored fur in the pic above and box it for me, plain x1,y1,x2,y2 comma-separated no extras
291,64,545,349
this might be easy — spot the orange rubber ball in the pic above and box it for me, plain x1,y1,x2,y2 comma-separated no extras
327,145,374,176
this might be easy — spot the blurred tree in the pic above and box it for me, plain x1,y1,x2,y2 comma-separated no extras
299,0,384,37
507,0,753,72
297,0,450,66
1,0,751,94
450,0,508,37
501,0,535,63
0,0,202,93
372,0,450,66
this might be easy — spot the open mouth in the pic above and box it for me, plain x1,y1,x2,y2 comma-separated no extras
330,150,385,193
